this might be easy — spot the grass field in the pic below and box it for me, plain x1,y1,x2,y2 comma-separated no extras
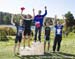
0,32,75,59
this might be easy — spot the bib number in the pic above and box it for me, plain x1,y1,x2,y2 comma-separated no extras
18,27,23,36
57,29,61,34
35,22,40,28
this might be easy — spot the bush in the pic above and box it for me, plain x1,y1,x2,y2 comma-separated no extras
0,27,16,36
7,28,16,36
7,36,14,40
0,30,8,41
72,26,75,33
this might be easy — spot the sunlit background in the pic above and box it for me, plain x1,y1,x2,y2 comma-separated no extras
0,0,75,18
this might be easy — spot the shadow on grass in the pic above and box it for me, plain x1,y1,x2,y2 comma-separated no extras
16,52,75,59
59,52,75,57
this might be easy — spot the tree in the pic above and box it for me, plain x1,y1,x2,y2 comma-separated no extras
3,15,10,24
0,12,4,24
13,14,21,24
0,12,11,24
65,11,75,32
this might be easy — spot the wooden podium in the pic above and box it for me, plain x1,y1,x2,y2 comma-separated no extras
20,42,44,56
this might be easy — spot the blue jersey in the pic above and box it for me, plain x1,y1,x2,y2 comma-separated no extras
34,10,47,27
14,23,24,36
17,26,24,36
55,25,63,36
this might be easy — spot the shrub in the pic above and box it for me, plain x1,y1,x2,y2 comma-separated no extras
0,30,8,41
7,36,14,40
72,26,75,33
0,27,16,36
7,28,16,36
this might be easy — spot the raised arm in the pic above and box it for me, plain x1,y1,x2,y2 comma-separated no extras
42,6,47,17
32,8,35,20
20,10,25,19
33,8,35,17
62,15,66,26
52,15,57,26
11,14,15,25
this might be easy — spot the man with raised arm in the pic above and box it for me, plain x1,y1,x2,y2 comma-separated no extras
53,15,66,52
33,6,47,42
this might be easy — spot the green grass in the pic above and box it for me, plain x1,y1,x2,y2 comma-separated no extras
0,32,75,59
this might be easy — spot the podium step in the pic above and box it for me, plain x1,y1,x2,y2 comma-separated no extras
20,42,44,56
